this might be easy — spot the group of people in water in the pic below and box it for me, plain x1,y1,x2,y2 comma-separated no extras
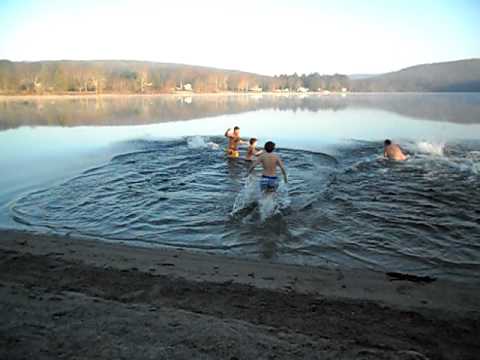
224,126,407,192
225,126,288,192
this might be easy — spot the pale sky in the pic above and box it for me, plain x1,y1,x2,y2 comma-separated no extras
0,0,478,75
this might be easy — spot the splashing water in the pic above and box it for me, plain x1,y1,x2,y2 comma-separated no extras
231,175,261,214
258,184,290,222
415,141,445,156
232,175,290,222
187,135,219,150
467,151,480,175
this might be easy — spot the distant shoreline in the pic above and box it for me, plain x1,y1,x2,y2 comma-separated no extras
0,91,348,100
2,91,479,101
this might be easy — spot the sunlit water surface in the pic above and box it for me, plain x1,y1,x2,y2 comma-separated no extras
1,94,479,281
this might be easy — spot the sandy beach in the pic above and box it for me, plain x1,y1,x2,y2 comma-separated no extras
0,230,478,359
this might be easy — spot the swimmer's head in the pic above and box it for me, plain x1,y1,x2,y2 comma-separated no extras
264,141,275,153
234,126,240,135
249,138,257,146
384,139,392,146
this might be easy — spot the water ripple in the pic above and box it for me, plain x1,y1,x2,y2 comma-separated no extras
10,137,480,281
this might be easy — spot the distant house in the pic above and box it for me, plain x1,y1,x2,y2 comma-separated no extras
297,87,309,93
249,86,263,92
175,82,193,92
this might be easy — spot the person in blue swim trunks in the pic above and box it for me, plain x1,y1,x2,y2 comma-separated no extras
248,141,288,192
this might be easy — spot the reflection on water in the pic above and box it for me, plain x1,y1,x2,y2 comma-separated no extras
1,93,480,130
1,93,480,281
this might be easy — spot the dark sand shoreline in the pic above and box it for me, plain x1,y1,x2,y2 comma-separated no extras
1,230,479,359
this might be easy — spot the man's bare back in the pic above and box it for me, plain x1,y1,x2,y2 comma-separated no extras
258,153,285,177
248,141,287,192
384,139,407,161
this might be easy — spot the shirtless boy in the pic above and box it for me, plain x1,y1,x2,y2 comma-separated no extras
246,138,263,161
248,141,288,192
384,139,407,161
225,126,247,158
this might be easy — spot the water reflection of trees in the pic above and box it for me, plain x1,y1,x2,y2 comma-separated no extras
346,93,480,124
0,93,479,130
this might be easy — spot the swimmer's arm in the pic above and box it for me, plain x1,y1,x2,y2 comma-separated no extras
277,158,288,183
255,150,263,156
224,128,233,138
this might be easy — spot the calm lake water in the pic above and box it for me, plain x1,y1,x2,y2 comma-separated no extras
1,93,479,281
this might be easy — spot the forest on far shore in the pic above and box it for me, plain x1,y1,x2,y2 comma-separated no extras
0,58,479,95
0,60,349,95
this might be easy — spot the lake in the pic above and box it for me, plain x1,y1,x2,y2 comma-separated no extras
1,93,479,281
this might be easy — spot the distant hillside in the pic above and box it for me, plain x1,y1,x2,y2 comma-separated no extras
348,74,380,80
351,59,480,92
0,60,348,95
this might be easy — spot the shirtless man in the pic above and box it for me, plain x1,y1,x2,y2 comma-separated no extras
384,139,407,161
225,126,247,158
248,141,288,192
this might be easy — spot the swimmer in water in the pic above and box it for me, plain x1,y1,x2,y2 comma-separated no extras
246,138,263,161
225,126,247,159
384,139,407,161
248,141,288,192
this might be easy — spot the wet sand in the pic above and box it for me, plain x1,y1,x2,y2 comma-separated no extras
0,230,479,359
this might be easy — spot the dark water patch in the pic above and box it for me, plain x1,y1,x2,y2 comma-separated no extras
10,137,480,281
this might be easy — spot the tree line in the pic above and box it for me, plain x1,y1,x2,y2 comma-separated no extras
0,60,350,95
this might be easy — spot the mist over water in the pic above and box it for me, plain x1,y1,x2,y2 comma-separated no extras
1,93,480,281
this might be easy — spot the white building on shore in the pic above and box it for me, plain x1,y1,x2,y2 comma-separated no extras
248,86,263,93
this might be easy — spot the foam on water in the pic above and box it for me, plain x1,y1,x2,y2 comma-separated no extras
467,151,480,175
414,141,445,156
187,136,219,150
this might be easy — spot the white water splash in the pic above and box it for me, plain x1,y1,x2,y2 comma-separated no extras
467,151,480,175
187,136,219,150
231,175,261,214
258,184,290,222
232,175,290,222
258,195,278,222
416,141,445,156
